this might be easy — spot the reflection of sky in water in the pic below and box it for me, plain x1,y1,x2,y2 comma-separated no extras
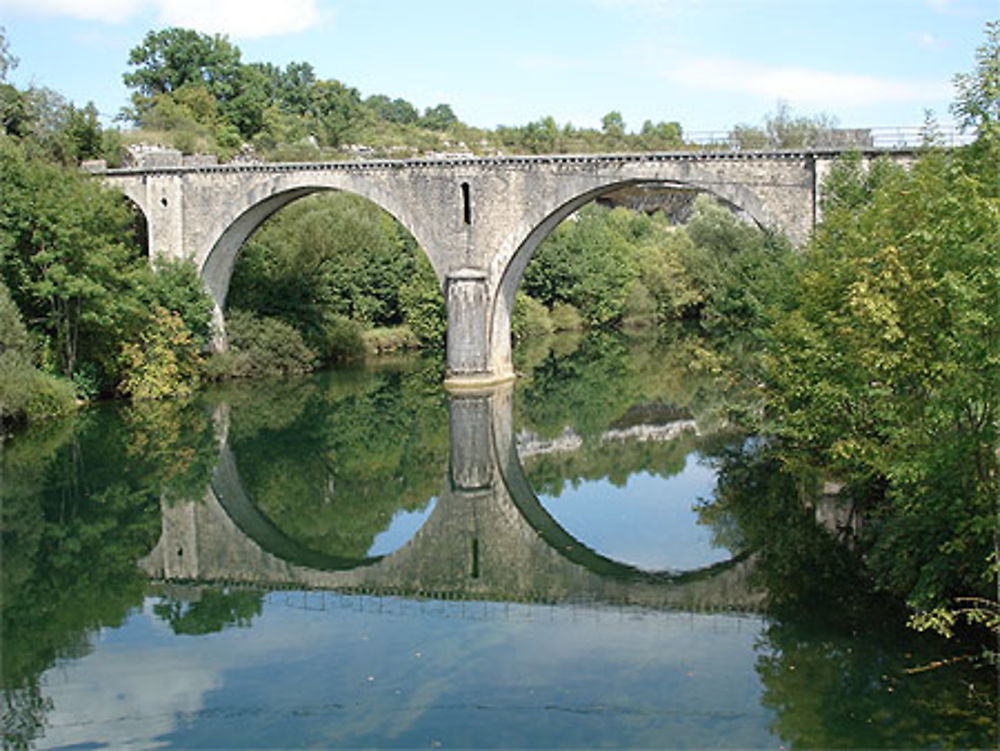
39,594,774,750
538,454,728,572
367,498,437,557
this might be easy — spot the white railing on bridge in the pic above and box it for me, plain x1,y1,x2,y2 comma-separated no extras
684,125,976,151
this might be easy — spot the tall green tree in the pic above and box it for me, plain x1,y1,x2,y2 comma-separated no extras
0,137,140,379
761,146,999,608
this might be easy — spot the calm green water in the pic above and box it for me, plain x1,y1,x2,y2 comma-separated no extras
2,334,995,749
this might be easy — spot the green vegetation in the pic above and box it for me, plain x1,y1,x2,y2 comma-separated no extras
695,21,1000,669
517,197,794,336
0,132,212,417
223,191,441,364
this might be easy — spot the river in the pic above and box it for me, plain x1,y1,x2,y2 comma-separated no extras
1,332,995,749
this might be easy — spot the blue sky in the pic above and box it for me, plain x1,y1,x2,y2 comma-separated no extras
1,0,996,134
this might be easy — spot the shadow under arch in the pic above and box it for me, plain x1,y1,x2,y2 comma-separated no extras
489,177,774,376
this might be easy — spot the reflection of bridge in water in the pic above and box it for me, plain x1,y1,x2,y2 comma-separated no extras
140,387,764,612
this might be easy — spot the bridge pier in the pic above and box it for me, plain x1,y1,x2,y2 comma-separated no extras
444,269,514,389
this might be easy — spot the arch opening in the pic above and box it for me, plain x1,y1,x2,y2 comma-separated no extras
489,177,774,378
202,187,445,366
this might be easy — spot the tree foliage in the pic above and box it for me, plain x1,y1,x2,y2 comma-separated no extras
0,135,211,402
760,144,999,609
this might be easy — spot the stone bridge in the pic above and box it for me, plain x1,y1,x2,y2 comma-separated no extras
139,385,764,612
100,148,913,385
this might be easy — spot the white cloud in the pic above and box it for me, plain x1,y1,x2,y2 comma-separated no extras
154,0,323,39
0,0,324,38
916,31,948,50
662,57,950,107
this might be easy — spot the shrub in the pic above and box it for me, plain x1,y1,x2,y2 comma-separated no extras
623,280,657,327
216,308,317,379
400,257,446,347
23,367,78,421
363,326,420,354
119,306,202,400
312,312,365,362
0,281,76,424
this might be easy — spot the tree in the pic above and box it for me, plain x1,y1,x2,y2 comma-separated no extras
638,120,683,149
123,27,261,137
308,79,364,146
123,27,243,101
1,26,18,82
0,137,140,379
601,110,625,138
420,103,457,131
761,146,999,608
366,94,419,125
952,19,1000,141
276,61,317,115
0,138,211,396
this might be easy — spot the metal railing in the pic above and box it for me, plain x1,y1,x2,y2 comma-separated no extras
683,125,976,151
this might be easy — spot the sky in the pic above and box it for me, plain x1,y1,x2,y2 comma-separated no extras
1,0,996,134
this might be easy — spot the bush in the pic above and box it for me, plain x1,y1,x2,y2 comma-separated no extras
399,256,446,347
23,366,78,421
119,306,202,399
0,280,76,425
211,308,317,379
312,312,365,362
623,280,657,327
363,326,420,354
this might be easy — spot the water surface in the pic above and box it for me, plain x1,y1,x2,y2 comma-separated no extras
2,335,994,749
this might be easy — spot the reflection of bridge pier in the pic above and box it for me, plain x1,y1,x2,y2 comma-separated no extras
140,387,764,612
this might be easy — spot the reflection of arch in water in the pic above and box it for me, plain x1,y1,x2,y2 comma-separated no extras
206,389,747,586
488,416,743,587
211,443,386,572
140,389,760,610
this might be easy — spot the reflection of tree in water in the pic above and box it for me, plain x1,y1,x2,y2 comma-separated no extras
153,589,265,635
1,404,196,749
757,617,997,749
698,440,998,747
515,329,740,499
225,362,449,559
515,328,735,443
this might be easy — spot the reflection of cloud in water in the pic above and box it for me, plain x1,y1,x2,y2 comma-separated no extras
38,592,776,749
41,601,221,751
367,498,438,557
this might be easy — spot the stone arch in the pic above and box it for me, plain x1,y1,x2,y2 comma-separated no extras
198,183,441,344
116,191,151,260
487,173,779,378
